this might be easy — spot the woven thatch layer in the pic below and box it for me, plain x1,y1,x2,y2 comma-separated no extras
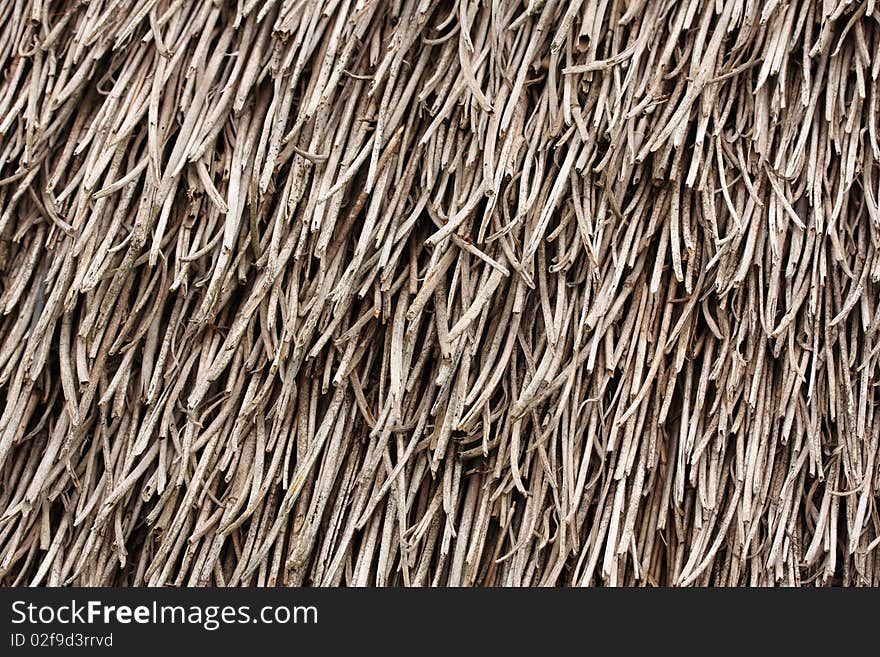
1,0,879,585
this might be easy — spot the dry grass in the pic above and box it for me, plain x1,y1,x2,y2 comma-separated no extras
0,0,879,586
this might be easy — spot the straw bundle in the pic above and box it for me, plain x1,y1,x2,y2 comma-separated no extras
0,0,879,587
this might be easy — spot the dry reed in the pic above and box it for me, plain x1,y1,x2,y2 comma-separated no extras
1,0,879,586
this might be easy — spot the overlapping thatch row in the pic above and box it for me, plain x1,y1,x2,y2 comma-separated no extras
0,0,878,586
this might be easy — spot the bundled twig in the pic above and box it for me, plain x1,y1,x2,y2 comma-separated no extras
0,0,879,586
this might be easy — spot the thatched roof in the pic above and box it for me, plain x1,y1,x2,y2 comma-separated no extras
0,0,878,586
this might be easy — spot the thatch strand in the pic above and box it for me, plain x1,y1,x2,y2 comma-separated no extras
1,0,879,586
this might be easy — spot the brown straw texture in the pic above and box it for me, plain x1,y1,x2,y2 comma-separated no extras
1,0,879,586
